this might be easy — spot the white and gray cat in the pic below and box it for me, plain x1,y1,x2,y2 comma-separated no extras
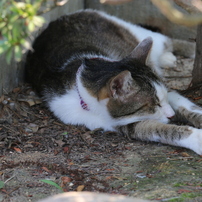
25,9,202,155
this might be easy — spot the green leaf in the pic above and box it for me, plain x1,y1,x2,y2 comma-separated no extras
0,181,5,189
26,4,37,16
6,47,13,64
14,45,22,62
23,40,31,50
0,42,10,54
33,0,43,10
32,16,45,27
27,21,35,32
61,131,68,135
0,22,6,29
9,14,19,23
12,24,21,41
40,179,63,192
15,2,26,10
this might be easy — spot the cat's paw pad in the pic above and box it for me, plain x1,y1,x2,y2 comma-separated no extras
160,52,177,68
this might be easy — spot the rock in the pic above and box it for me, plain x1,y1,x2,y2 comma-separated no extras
38,192,150,202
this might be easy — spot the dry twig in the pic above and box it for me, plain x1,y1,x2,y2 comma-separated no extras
100,0,131,5
151,0,202,26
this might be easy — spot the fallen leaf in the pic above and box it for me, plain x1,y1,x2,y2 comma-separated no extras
54,139,65,147
54,149,59,155
63,146,69,153
93,152,102,155
61,176,72,184
24,144,34,148
181,152,190,157
111,143,118,147
13,147,22,153
177,189,192,194
105,176,115,180
113,176,127,180
19,110,28,117
1,189,8,194
27,123,39,133
106,168,115,171
18,97,42,106
136,171,143,173
76,185,85,191
146,174,153,178
68,162,74,166
0,95,5,103
12,87,21,93
80,131,94,144
42,167,52,173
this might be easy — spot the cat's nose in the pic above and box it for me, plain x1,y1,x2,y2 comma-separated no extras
167,115,175,120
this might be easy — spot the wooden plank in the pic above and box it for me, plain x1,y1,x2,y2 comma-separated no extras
85,0,196,40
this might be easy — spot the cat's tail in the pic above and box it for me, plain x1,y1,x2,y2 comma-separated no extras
171,38,196,58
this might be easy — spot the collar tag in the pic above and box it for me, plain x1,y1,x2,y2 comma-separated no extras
76,65,90,111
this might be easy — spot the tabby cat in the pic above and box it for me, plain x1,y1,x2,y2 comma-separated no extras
25,9,202,155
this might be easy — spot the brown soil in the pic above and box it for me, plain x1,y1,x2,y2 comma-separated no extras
1,56,202,202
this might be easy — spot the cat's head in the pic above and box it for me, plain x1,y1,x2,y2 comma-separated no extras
81,37,175,126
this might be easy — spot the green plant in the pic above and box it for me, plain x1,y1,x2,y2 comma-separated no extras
0,180,5,189
0,0,67,64
40,179,64,192
0,0,45,63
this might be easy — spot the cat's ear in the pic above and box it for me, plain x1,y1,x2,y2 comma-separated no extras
129,37,153,64
109,70,133,99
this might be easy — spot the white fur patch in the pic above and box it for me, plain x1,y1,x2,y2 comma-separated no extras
168,91,202,113
159,52,177,68
48,88,116,131
60,53,114,70
175,127,202,155
154,83,175,120
168,91,192,110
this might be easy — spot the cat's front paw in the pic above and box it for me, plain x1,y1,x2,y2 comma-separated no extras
159,52,177,68
184,128,202,155
192,116,202,129
190,106,202,129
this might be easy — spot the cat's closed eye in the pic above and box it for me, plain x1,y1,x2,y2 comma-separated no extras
120,103,150,117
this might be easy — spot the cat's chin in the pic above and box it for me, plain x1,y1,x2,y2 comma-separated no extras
154,118,169,124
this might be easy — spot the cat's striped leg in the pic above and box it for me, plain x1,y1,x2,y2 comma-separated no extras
168,91,202,128
118,120,202,155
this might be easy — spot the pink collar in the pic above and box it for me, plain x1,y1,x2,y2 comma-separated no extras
76,65,90,111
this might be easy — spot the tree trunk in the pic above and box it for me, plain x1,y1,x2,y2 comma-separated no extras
191,24,202,86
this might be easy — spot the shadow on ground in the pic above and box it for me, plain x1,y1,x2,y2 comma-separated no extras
0,56,202,202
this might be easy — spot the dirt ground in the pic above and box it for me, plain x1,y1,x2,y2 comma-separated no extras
1,56,202,202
